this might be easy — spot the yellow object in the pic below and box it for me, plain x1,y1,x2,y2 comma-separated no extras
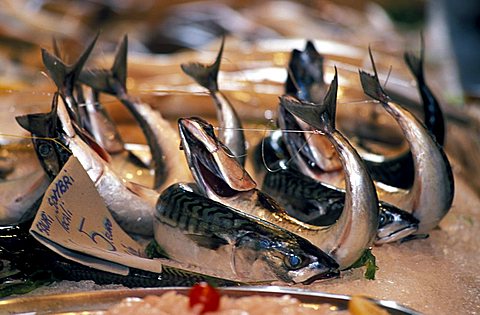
348,295,390,315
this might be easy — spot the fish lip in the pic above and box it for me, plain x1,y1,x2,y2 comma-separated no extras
375,224,419,245
179,117,255,196
279,106,330,177
299,270,340,285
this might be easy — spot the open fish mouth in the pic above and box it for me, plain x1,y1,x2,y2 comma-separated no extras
376,224,419,245
300,269,340,285
178,117,256,197
279,105,340,177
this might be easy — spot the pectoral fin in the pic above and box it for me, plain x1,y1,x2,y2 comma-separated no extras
185,233,229,250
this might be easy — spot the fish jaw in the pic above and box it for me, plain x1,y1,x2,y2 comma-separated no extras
375,203,419,244
278,105,341,179
0,170,49,225
155,184,339,284
178,117,256,198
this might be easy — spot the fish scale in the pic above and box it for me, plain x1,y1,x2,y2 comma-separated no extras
158,185,261,234
154,184,340,284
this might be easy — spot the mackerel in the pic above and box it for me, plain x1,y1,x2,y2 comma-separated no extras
155,183,339,284
79,35,191,191
181,37,247,166
359,49,454,234
178,72,379,268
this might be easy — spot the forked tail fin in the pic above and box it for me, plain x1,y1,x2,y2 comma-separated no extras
180,37,224,92
404,34,425,84
42,33,99,93
79,34,128,96
359,47,389,103
280,68,338,134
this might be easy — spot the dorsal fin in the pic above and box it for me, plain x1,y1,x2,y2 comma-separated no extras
280,68,338,133
180,36,225,92
15,92,59,138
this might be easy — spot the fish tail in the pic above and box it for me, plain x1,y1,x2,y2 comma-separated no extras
180,36,225,92
359,48,389,103
42,32,99,92
79,35,128,96
111,34,128,92
280,68,338,133
15,93,59,137
404,34,425,83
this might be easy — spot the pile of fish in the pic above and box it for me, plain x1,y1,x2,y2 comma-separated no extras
0,33,455,290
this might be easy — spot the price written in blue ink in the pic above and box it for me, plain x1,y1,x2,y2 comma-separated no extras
78,217,117,252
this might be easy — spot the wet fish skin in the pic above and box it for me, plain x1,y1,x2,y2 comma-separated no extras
17,93,159,236
82,86,125,155
0,170,49,225
269,76,419,244
41,33,99,125
180,37,247,166
155,183,339,284
79,35,191,191
286,40,326,103
177,73,378,269
404,36,445,146
359,49,454,234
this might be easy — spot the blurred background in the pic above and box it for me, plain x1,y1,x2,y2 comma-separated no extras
1,0,480,195
0,0,478,100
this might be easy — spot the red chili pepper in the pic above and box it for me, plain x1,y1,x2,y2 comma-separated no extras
188,282,221,314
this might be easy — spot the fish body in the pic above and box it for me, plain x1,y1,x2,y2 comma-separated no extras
286,40,326,103
155,183,339,284
178,73,378,269
404,36,445,146
261,168,418,245
41,33,99,125
0,155,14,178
83,86,125,155
271,90,419,244
79,35,191,191
359,49,454,234
181,37,247,166
16,94,159,236
0,169,49,225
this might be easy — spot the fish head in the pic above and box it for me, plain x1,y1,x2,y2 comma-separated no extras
15,93,71,179
235,232,339,284
178,117,256,198
375,204,419,245
286,41,326,103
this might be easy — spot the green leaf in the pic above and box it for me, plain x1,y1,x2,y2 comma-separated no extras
145,240,169,259
348,248,378,280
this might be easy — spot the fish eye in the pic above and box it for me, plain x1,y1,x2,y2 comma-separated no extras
284,254,304,270
379,212,393,227
38,143,53,157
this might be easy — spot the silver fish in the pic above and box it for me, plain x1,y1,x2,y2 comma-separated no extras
275,91,419,244
16,93,159,236
181,37,247,166
178,72,379,269
0,169,49,225
0,155,14,178
79,35,191,191
155,183,339,284
41,33,99,126
359,49,454,235
82,86,125,155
